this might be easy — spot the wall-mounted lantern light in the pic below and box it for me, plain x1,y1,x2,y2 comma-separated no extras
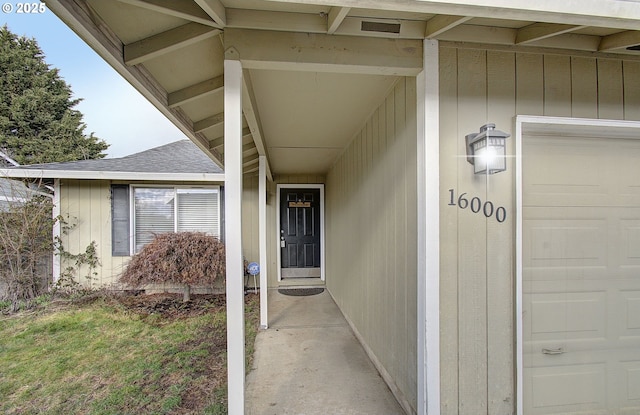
465,123,510,175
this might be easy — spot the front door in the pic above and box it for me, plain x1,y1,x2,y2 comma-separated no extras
280,188,321,278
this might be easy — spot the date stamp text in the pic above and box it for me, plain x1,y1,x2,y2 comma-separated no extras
2,2,47,14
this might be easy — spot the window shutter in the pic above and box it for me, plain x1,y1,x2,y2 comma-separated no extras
134,188,175,252
111,185,130,256
176,189,220,237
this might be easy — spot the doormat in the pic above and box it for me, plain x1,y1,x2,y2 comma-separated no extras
278,288,324,296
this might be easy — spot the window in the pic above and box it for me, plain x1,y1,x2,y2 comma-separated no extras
111,185,221,256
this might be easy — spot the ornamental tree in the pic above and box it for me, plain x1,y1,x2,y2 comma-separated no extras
119,232,226,302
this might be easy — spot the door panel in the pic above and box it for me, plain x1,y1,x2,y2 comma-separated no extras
280,188,321,276
523,135,640,415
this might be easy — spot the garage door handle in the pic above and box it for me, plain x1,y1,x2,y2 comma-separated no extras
542,347,565,355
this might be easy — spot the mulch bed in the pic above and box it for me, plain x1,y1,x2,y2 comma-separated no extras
115,292,227,319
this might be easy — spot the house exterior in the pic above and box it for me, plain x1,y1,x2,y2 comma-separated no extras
16,1,640,414
4,140,224,287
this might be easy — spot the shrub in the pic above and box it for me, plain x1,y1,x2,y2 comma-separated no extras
0,190,54,311
119,232,225,302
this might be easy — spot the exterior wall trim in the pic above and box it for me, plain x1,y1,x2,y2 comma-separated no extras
276,183,325,282
417,39,441,415
514,115,640,415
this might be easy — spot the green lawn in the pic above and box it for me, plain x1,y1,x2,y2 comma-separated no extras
0,293,260,415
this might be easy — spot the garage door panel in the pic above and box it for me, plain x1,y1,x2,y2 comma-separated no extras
620,292,640,336
620,220,640,268
526,219,606,266
528,292,606,341
622,362,640,403
526,362,607,414
524,136,615,207
525,136,640,207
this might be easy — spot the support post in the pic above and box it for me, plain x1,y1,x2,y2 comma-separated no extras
224,51,245,415
52,179,61,283
258,156,268,328
417,38,441,415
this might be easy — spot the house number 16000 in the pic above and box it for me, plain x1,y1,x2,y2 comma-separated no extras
448,189,507,223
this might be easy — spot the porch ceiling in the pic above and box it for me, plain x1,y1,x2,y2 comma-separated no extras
49,0,640,177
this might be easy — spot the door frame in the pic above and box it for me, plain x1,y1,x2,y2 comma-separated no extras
276,184,325,282
515,115,640,415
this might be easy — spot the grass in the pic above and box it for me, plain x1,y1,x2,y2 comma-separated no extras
0,293,260,415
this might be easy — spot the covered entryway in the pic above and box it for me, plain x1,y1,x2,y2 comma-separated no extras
517,117,640,414
278,185,324,280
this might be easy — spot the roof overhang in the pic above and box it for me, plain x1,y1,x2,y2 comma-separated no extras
1,169,225,182
45,0,640,176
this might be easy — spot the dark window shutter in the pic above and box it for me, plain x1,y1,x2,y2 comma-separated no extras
111,185,130,256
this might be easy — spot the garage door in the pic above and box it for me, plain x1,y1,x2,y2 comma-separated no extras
522,134,640,414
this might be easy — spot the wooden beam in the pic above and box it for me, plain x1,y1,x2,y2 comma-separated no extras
209,127,250,149
599,30,640,51
327,7,350,34
124,23,219,66
226,8,326,34
241,69,272,181
243,144,257,156
194,0,226,27
516,23,585,45
258,0,640,31
244,165,259,174
168,75,224,108
116,0,219,27
243,157,259,168
425,15,471,38
194,112,224,133
225,28,423,76
209,136,224,150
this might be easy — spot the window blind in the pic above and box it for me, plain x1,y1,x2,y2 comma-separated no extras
176,189,220,236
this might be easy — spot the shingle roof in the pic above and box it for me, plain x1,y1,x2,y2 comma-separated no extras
11,140,223,174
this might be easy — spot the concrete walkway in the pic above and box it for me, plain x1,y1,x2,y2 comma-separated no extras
245,289,405,415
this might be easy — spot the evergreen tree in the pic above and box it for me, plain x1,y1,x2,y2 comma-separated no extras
0,26,108,164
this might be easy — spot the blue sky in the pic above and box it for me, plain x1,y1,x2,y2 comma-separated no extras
1,4,184,158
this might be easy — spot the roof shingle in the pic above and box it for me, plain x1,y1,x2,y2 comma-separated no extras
10,140,223,174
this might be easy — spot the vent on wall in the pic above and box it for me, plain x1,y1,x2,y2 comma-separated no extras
361,21,401,34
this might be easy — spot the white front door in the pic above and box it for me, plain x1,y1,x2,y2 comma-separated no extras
522,133,640,414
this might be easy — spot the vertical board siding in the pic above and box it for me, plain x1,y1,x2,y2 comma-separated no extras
598,59,624,119
543,55,572,116
439,45,460,415
624,61,640,120
456,48,489,415
441,45,640,415
570,57,598,118
59,180,114,287
485,50,516,415
326,77,418,413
